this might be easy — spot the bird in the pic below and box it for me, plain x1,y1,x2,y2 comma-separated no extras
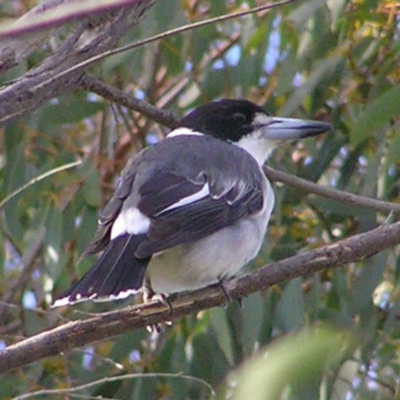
52,99,332,307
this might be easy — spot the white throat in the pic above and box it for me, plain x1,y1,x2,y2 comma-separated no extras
236,133,276,166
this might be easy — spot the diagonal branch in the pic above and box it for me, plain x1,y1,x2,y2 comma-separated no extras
264,166,400,215
80,75,179,129
0,0,156,126
0,0,68,74
1,220,399,374
0,0,152,39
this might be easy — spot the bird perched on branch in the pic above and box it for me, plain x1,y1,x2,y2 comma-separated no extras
53,99,331,307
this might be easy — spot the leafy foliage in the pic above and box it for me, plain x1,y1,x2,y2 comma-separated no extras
0,0,399,398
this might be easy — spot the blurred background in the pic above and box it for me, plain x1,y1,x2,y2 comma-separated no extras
0,0,399,398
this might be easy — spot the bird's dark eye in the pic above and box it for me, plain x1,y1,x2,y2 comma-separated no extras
232,113,247,124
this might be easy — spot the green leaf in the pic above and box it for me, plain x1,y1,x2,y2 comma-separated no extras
350,84,400,147
274,278,305,331
327,0,347,27
240,293,264,355
286,0,329,28
3,127,28,244
382,133,400,176
209,307,234,365
280,56,344,116
351,253,385,315
38,100,104,128
82,166,102,208
232,327,351,400
307,197,376,218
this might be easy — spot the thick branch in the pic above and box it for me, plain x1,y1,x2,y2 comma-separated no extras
0,0,66,74
1,220,399,374
0,0,148,74
0,0,153,40
0,0,155,126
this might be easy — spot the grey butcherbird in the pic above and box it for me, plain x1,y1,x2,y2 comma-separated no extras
53,99,332,307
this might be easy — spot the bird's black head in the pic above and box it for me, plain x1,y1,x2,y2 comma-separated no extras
178,99,267,142
174,98,332,166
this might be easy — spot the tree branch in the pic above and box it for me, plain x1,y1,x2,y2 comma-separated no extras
264,166,400,215
1,220,399,374
0,0,295,126
0,0,152,39
0,0,156,126
0,0,67,74
80,75,179,129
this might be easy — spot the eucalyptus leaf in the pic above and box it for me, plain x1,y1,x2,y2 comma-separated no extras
232,327,351,400
350,84,400,147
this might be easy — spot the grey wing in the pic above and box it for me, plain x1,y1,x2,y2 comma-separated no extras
134,168,265,258
84,137,266,259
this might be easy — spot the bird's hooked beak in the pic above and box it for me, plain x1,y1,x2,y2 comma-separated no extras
257,116,333,141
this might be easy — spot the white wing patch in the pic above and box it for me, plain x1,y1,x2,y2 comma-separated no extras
158,183,210,214
166,127,204,138
110,183,209,238
52,296,72,307
111,207,151,239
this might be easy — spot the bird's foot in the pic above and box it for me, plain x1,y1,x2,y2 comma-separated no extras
217,278,244,308
143,290,172,312
142,280,173,332
217,279,232,304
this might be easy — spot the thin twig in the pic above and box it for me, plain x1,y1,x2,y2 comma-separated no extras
0,1,154,125
13,372,215,400
81,33,241,125
0,160,82,210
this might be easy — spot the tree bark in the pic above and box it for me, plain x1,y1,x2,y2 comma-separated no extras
0,0,156,126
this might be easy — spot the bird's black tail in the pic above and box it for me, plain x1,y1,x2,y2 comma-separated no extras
52,234,150,307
